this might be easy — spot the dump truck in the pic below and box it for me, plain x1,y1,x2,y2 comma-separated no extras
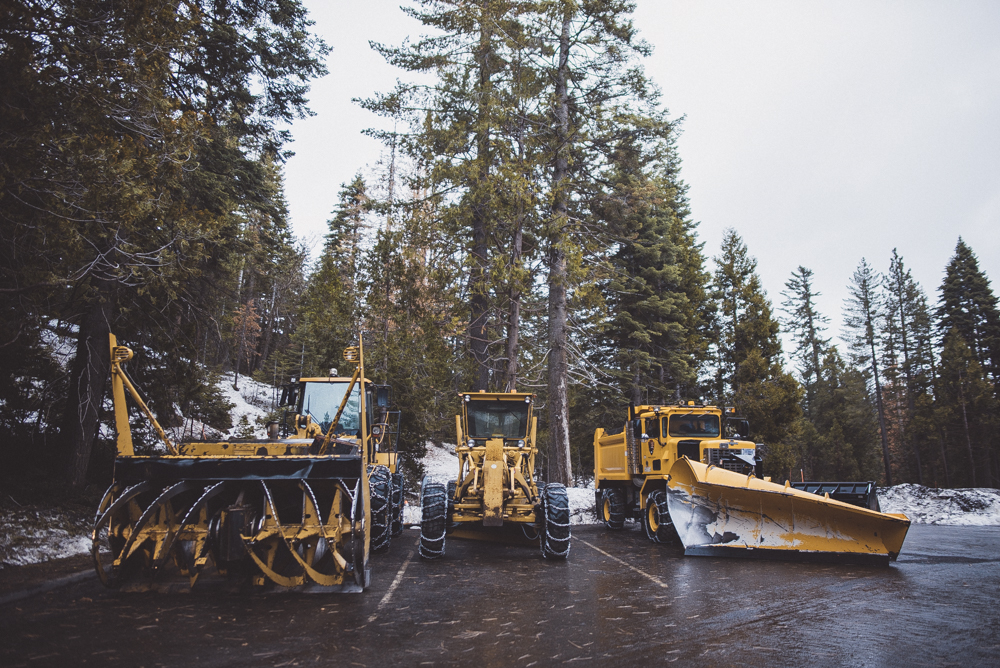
92,333,394,592
594,401,910,564
419,390,570,560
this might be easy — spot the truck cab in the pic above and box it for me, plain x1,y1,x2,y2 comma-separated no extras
593,401,761,540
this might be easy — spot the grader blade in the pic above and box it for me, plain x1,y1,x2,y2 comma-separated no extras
665,458,910,565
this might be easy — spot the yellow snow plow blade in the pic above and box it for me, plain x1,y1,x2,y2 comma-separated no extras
666,458,910,565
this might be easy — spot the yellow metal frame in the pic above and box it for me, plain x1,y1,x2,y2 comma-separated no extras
97,333,373,591
452,391,539,526
594,404,756,512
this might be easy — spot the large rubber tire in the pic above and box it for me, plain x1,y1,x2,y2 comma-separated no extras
643,489,677,544
419,482,447,559
352,479,371,589
540,483,571,560
598,487,626,530
391,472,405,537
370,465,392,552
446,480,457,533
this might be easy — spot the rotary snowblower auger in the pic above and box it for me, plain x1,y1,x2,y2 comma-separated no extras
419,391,570,560
91,333,394,592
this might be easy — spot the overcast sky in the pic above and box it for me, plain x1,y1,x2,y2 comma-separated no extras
283,0,1000,350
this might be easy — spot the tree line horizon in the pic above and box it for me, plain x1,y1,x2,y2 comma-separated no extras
1,1,997,497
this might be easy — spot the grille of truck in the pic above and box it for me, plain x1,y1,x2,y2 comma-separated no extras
705,448,752,473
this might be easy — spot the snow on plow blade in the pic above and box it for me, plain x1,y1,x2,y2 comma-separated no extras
666,458,910,565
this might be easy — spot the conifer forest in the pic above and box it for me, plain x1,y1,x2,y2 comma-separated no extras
2,0,998,499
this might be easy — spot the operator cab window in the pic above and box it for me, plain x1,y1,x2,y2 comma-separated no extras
467,402,529,440
668,414,720,438
301,382,361,435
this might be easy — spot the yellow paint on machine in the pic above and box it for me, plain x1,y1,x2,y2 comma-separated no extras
666,458,910,564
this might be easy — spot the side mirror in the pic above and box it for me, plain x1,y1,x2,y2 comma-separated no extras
376,386,392,408
280,384,299,409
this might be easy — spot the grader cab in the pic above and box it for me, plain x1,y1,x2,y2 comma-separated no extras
91,333,400,592
418,391,570,560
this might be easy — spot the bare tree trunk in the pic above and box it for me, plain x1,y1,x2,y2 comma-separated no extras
869,339,893,486
503,220,523,392
957,367,977,486
546,11,573,486
469,19,494,392
938,426,951,488
62,277,115,488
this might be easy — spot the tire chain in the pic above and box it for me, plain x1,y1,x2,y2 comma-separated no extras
369,465,393,552
390,472,404,537
645,489,678,544
419,482,447,559
540,483,571,560
601,487,627,530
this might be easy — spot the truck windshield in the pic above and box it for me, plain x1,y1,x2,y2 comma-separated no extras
467,402,529,439
301,382,361,435
668,414,720,438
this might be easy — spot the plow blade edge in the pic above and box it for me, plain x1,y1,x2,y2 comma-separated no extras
666,458,910,565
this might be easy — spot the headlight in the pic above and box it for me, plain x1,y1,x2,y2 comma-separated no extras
468,439,475,447
517,440,525,448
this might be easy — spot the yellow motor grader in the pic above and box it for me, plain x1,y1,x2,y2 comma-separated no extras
419,391,570,560
594,402,910,565
92,333,396,592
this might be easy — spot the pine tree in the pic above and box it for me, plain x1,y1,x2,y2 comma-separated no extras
882,249,935,483
595,132,692,404
934,331,998,487
780,266,830,419
364,0,540,392
0,1,328,486
937,238,1000,390
843,258,893,485
805,349,884,481
293,176,373,379
712,231,802,474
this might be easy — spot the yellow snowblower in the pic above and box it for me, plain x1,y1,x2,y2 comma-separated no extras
594,402,910,565
419,390,570,560
92,333,396,592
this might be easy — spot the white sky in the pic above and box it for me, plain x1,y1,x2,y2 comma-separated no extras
284,0,1000,349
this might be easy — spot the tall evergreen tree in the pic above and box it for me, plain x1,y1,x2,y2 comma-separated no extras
364,0,540,392
934,331,998,487
843,258,893,485
780,266,830,419
0,0,328,486
882,249,935,483
804,348,884,481
937,239,1000,390
713,231,802,475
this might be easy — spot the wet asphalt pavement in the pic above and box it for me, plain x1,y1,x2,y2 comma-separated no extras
1,524,998,667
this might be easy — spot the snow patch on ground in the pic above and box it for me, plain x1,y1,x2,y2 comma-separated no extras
0,507,92,568
879,484,1000,525
567,486,598,525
